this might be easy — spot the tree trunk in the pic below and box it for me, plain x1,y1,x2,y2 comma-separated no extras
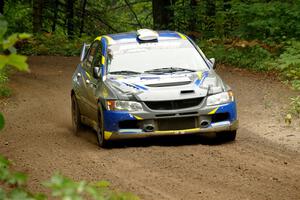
188,0,197,33
66,0,74,38
206,0,215,17
152,0,174,29
0,0,4,15
79,0,87,36
52,0,58,32
33,0,43,33
223,0,231,11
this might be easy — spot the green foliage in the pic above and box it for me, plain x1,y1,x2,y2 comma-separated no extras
0,18,30,71
0,155,139,200
19,34,93,56
230,1,300,41
288,96,300,118
45,174,138,200
0,112,4,130
270,41,300,90
0,17,30,97
0,155,41,200
199,40,274,71
0,68,11,97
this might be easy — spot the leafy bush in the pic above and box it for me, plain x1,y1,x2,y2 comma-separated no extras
0,69,11,97
199,39,274,71
289,96,300,118
19,34,93,56
0,155,139,200
0,17,30,97
0,112,4,130
269,40,300,90
231,1,300,41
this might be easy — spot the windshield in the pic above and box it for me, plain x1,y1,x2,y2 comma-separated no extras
107,40,209,74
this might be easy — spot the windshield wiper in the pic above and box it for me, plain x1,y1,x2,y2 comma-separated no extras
109,70,141,75
144,67,196,74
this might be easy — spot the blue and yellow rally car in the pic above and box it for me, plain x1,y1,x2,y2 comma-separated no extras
71,29,238,147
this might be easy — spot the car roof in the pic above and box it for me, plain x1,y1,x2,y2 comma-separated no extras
95,30,188,46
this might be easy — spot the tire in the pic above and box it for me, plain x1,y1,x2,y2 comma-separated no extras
217,130,237,142
96,106,109,148
71,95,82,136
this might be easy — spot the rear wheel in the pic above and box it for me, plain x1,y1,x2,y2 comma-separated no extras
96,106,109,148
71,95,82,135
217,130,237,142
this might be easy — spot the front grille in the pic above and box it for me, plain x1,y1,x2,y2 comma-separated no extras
157,117,197,130
146,81,191,87
145,97,203,110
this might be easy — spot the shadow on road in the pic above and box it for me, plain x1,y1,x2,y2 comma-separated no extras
78,126,235,149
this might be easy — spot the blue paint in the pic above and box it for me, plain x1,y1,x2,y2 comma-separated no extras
215,101,237,122
195,71,209,87
159,31,181,38
131,83,148,91
107,31,183,41
103,110,136,132
108,32,136,40
194,79,201,86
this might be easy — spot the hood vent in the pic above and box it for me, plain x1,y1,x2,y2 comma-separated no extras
145,97,203,110
181,90,195,94
145,81,191,87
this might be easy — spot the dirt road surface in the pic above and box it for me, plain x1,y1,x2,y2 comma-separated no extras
0,56,299,200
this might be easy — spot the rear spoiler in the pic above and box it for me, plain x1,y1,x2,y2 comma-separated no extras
80,43,90,62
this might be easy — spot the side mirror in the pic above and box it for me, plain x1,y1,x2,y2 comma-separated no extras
209,58,216,69
80,43,91,62
93,66,101,79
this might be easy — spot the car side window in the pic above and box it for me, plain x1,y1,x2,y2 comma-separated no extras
92,43,103,68
86,42,99,70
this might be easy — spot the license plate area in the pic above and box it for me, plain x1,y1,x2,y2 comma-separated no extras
156,117,198,131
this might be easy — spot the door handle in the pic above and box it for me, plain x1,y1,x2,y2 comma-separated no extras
86,79,96,87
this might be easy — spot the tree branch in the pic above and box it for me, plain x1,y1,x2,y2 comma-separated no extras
124,0,143,28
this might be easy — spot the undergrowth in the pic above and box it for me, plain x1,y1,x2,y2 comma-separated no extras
0,69,11,97
0,155,139,200
19,34,93,56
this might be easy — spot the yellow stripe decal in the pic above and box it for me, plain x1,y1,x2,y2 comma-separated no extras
155,128,200,134
103,35,113,45
177,32,187,40
95,36,102,41
104,131,112,140
208,107,219,115
196,71,203,79
101,56,106,65
133,115,143,120
94,35,114,44
85,71,91,79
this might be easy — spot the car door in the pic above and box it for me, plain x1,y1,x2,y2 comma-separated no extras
84,41,103,122
79,41,99,119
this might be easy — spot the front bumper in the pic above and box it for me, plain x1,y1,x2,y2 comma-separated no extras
103,101,238,140
104,120,238,140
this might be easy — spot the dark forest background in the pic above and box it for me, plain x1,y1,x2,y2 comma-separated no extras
1,0,300,93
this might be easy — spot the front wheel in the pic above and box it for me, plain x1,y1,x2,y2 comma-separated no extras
96,106,109,148
216,130,237,142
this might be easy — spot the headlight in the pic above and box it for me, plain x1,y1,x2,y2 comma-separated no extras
106,100,143,112
206,91,234,106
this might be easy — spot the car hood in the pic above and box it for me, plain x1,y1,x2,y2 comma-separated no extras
105,70,225,101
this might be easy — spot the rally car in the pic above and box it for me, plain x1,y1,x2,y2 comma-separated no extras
71,29,238,147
